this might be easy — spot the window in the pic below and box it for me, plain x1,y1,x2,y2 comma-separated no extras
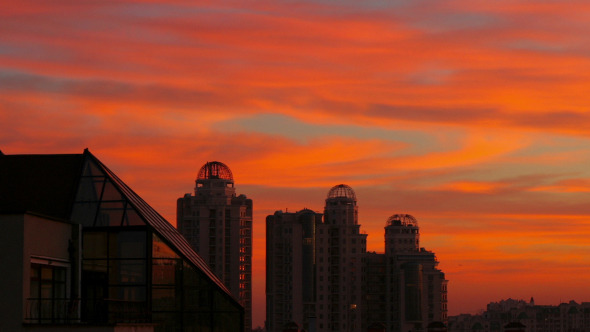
28,263,68,323
82,229,148,323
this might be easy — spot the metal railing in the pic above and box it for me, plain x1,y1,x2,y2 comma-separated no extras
25,298,149,325
25,298,80,324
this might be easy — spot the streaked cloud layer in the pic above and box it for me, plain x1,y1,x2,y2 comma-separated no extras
3,0,590,326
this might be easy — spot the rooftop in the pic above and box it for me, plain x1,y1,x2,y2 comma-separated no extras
197,161,233,181
326,184,356,200
386,213,418,227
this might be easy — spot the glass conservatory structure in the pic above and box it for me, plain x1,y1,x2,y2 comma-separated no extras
0,149,243,332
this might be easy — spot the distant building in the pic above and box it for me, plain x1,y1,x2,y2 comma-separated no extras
448,298,590,332
0,150,244,332
266,209,322,332
266,184,447,332
177,161,253,331
316,184,367,332
381,214,448,331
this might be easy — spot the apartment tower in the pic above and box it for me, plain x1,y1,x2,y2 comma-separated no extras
177,161,253,331
266,209,323,332
382,214,448,331
316,184,367,332
266,184,447,332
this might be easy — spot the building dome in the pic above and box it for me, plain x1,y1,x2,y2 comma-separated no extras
327,184,356,200
386,214,418,227
197,161,233,181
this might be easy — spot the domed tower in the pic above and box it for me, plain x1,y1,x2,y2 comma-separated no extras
385,214,420,255
195,161,235,205
316,184,365,331
324,184,358,225
177,161,253,331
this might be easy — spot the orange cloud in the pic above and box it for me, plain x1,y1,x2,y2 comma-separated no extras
529,178,590,193
433,181,505,194
4,0,590,326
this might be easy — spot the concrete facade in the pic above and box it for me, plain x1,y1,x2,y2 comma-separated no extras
0,213,77,331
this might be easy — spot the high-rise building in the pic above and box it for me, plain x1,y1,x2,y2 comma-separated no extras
266,209,323,332
266,184,447,332
177,161,253,331
380,214,448,331
316,184,367,332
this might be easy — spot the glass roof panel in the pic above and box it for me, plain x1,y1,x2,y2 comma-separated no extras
95,201,125,227
82,151,236,302
101,179,124,201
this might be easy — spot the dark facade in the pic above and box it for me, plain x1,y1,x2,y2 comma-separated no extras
0,150,243,332
362,215,448,332
381,214,448,331
177,161,253,332
266,209,323,332
265,184,447,332
448,299,590,332
316,184,367,331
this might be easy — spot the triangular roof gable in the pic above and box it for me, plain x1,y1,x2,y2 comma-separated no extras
78,150,235,299
0,153,84,218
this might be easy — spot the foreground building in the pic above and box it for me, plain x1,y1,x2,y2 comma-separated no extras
0,150,243,332
266,184,447,332
177,161,253,331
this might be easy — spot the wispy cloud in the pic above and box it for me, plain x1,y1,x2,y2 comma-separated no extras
3,0,590,324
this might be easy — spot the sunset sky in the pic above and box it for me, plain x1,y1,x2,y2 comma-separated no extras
3,0,590,327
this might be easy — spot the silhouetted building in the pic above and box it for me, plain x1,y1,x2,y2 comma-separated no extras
283,321,301,332
381,214,448,331
504,322,525,332
448,298,590,332
0,150,244,332
316,184,367,332
177,161,253,331
266,184,447,332
266,209,322,332
427,321,448,332
368,322,387,332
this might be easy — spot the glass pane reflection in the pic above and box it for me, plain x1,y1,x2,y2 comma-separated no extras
152,259,180,285
153,234,179,258
110,231,146,259
109,260,146,285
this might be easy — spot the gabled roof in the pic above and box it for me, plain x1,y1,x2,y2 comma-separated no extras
0,153,83,218
87,150,231,295
0,149,235,301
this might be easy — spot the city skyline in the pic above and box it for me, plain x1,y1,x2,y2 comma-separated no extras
3,0,590,329
266,185,447,331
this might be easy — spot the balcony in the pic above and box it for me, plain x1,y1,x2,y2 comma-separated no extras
25,298,149,325
25,298,80,324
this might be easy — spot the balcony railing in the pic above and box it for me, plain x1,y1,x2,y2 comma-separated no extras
25,298,149,325
25,298,80,324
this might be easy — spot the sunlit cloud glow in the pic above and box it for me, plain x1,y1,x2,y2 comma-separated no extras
3,0,590,327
